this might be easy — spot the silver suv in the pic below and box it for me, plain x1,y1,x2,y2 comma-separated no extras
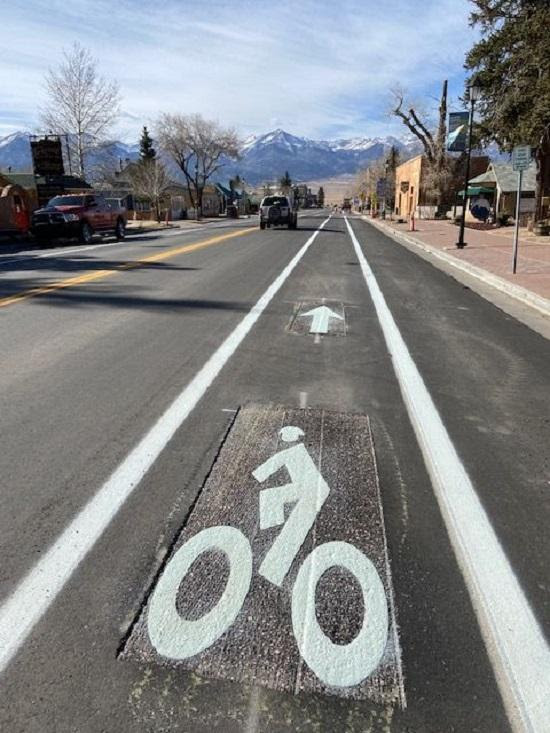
259,195,298,230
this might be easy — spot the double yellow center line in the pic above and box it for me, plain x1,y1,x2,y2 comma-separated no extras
0,227,255,309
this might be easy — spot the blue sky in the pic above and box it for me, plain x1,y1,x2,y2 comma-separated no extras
1,0,476,142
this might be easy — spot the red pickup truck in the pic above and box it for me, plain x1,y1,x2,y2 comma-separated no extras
31,193,127,244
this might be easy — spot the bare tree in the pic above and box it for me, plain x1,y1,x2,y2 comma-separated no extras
156,113,240,219
354,158,386,209
129,159,172,222
390,80,449,211
41,42,120,178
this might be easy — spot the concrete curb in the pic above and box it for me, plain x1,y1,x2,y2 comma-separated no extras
362,215,550,319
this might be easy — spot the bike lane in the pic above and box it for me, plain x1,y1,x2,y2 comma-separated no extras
0,214,509,732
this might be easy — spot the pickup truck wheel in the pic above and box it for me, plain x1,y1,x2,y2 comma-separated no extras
115,218,126,240
79,222,93,244
260,221,266,230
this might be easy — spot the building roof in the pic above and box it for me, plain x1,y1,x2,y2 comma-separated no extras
468,161,536,194
468,170,497,186
491,162,536,193
1,173,38,190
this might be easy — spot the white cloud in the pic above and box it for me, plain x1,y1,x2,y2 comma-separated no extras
1,0,476,141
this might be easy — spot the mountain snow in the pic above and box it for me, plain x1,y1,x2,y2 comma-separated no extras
0,127,504,184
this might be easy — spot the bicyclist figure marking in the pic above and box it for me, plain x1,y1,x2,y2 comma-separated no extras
146,423,390,689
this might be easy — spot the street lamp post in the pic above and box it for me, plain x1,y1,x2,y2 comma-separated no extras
456,78,482,249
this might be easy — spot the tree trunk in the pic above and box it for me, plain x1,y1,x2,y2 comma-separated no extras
198,187,204,220
77,124,85,179
435,80,448,215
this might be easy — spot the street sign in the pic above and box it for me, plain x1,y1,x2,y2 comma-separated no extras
511,145,531,273
376,178,387,197
512,145,532,172
122,404,405,706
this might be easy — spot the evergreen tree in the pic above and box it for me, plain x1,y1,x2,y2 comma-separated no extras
280,171,292,191
317,186,325,207
139,126,156,160
465,0,550,219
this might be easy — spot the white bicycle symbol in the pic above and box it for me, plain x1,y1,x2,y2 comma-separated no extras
147,425,389,688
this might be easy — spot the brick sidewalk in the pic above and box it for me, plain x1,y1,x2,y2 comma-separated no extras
372,217,550,304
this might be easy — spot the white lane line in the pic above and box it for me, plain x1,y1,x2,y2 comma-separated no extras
0,240,127,265
0,223,249,265
345,216,550,733
0,216,331,675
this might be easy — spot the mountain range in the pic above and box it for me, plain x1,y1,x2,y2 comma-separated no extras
0,128,421,185
232,129,421,182
1,128,507,185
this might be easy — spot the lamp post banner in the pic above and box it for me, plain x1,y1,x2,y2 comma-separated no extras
447,112,469,152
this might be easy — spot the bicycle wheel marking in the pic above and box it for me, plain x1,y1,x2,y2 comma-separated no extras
122,404,405,707
147,526,253,660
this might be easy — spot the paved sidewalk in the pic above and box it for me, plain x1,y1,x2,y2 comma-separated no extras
364,216,550,316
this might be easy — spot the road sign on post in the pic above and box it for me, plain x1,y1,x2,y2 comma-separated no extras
512,145,532,172
511,146,531,274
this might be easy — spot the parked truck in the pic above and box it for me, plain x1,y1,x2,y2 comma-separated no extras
31,193,127,244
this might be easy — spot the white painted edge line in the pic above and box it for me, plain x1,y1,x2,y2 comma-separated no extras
0,215,331,675
345,216,550,733
0,221,249,265
0,239,129,266
364,216,550,318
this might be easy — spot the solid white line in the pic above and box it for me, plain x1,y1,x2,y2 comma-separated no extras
0,216,331,675
0,222,246,266
345,216,550,733
0,240,125,265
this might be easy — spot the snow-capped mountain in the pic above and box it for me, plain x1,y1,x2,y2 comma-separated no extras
0,132,36,171
230,128,420,183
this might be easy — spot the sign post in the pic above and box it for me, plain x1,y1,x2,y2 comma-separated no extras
511,145,531,274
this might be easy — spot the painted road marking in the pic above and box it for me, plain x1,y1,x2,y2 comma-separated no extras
0,216,331,675
344,216,550,732
0,221,252,266
123,404,405,706
0,227,256,309
300,304,344,334
289,300,346,336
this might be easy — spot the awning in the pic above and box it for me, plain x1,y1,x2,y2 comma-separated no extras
458,186,495,197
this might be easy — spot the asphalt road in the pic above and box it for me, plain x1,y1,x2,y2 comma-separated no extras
0,212,548,732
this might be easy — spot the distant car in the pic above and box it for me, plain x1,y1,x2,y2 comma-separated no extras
259,195,298,230
31,193,127,245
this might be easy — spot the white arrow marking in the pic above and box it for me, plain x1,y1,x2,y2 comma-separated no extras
300,305,343,334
